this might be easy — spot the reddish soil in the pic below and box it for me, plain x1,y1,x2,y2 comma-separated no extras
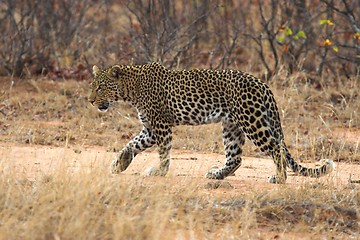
2,143,359,192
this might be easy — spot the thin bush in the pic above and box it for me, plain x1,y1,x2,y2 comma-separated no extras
1,0,359,78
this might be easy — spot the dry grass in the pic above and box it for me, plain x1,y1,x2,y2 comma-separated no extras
270,73,359,163
0,157,359,239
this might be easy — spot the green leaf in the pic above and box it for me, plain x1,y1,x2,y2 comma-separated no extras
320,19,334,26
320,19,328,25
296,30,307,39
285,27,293,36
277,36,285,43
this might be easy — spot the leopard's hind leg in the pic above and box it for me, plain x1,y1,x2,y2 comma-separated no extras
206,119,245,179
240,117,287,184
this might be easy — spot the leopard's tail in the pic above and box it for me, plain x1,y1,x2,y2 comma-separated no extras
283,143,335,177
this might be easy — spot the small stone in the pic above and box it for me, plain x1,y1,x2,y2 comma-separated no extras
73,149,82,154
204,180,234,190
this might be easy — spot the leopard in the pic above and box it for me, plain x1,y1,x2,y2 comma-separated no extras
88,62,334,184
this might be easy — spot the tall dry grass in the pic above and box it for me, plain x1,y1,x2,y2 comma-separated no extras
0,155,358,239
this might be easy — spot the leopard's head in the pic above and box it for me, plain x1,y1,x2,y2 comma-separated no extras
88,65,126,112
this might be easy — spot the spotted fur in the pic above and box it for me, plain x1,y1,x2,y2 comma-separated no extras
88,63,334,183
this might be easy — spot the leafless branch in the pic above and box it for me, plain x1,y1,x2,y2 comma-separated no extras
321,0,360,33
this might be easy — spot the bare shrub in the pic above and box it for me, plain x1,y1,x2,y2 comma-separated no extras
0,0,359,78
121,0,216,68
0,0,96,78
319,0,360,77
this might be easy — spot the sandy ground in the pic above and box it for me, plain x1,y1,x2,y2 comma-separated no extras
1,143,359,239
2,143,359,192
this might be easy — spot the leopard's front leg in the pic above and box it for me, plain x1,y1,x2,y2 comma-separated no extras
111,127,156,174
146,123,173,176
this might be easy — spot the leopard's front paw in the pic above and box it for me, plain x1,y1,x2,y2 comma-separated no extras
110,149,133,174
110,159,121,174
205,166,224,180
267,175,286,184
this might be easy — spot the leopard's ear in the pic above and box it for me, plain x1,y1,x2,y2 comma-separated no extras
109,65,122,79
92,65,100,76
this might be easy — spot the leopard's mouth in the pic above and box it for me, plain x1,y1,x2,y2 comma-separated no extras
98,100,110,112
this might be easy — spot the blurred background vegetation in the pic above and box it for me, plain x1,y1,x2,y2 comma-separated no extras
0,0,359,80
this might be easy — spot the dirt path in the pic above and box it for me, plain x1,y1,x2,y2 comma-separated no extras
2,144,359,191
1,144,360,239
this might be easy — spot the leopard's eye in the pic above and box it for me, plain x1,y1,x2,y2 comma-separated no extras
96,87,103,94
